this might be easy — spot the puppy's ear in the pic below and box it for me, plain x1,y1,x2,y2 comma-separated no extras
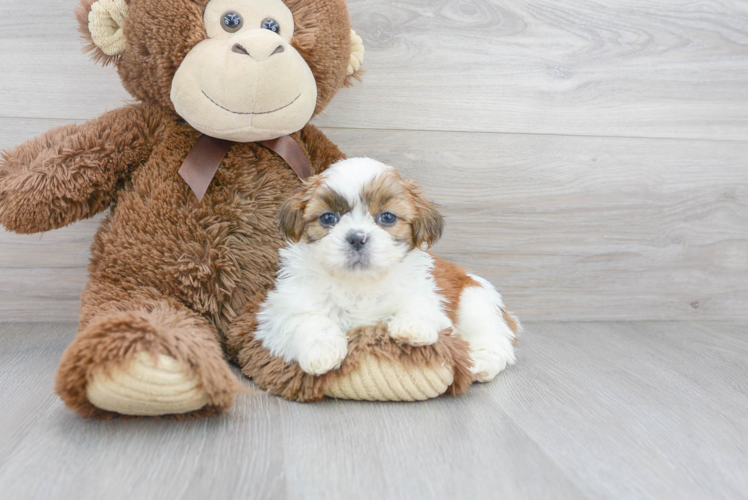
278,178,321,242
406,181,444,249
278,196,305,242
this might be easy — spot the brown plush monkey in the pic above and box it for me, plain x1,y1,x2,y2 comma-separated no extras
0,0,474,418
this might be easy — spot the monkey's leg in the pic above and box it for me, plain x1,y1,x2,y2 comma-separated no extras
55,280,241,418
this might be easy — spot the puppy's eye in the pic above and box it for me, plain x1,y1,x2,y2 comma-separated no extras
319,212,339,227
261,17,280,34
377,212,397,226
222,11,243,33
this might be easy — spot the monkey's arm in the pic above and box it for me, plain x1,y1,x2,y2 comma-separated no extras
0,103,162,234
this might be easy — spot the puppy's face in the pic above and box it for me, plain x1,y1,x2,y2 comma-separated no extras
279,158,444,279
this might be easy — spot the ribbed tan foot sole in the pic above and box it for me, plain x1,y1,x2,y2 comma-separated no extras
323,354,454,401
87,353,209,416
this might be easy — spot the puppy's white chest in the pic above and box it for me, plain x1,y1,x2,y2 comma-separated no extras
328,287,401,328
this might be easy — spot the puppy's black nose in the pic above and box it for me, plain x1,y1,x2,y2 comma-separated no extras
347,232,368,251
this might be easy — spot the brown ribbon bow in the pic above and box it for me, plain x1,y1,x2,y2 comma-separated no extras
178,134,313,202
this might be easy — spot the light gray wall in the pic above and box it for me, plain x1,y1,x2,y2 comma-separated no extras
1,0,746,321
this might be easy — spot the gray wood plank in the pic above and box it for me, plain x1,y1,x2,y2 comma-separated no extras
2,1,747,140
494,321,748,499
2,119,746,321
0,323,74,468
0,3,127,120
1,322,747,499
275,396,587,500
322,0,748,140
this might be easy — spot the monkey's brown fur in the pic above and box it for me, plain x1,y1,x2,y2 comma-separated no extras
0,0,476,417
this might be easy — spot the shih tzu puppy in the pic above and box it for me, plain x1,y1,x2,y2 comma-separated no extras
255,158,519,380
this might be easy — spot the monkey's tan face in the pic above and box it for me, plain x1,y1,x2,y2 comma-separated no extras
170,0,318,142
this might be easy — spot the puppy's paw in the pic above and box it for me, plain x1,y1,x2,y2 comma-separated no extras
388,314,441,347
298,336,348,375
469,342,516,383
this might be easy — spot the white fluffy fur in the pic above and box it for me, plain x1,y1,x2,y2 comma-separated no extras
256,246,452,374
256,158,517,377
459,275,518,381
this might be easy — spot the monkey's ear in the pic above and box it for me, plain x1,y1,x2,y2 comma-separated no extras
76,0,130,66
344,29,365,85
406,181,444,249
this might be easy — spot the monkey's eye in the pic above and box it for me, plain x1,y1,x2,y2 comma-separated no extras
319,212,339,227
261,17,280,34
377,212,397,226
222,11,243,33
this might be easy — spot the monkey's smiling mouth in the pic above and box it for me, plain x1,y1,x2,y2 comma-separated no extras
202,91,301,115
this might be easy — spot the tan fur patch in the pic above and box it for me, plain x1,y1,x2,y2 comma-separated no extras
431,254,520,346
403,180,444,248
303,220,330,243
502,309,520,345
384,218,415,245
361,171,412,217
361,170,418,246
430,255,480,324
306,185,351,217
302,185,351,242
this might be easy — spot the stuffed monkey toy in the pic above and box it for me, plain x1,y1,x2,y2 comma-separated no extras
0,0,478,418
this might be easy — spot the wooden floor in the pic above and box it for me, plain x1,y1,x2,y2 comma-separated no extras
1,321,746,500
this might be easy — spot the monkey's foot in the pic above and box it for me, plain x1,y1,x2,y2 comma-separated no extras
87,352,209,416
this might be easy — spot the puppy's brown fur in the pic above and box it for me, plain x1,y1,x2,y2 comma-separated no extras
431,255,519,345
278,168,445,249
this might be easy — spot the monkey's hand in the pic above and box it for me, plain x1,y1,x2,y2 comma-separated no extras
0,104,161,234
